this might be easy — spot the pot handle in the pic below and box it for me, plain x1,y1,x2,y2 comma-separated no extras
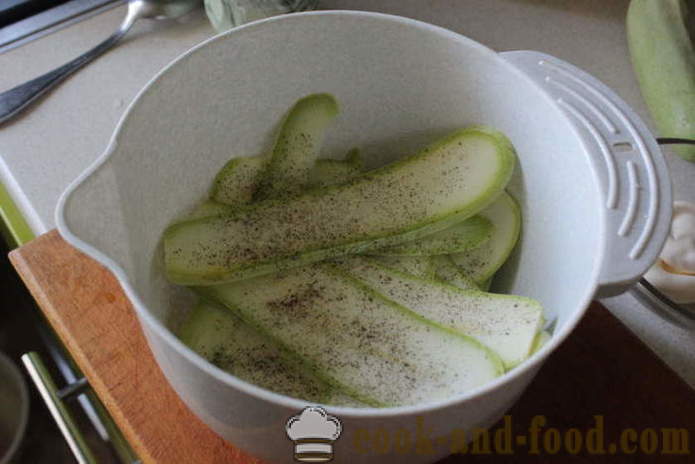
501,51,672,297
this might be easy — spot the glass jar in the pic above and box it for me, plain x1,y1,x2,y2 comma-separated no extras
205,0,319,33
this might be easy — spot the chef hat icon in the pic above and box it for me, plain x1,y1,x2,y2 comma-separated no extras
286,406,342,462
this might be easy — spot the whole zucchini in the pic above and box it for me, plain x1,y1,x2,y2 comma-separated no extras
627,0,695,161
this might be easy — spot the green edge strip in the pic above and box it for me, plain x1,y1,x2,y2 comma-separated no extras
0,180,34,247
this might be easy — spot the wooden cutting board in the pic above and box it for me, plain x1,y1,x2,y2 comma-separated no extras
9,231,695,463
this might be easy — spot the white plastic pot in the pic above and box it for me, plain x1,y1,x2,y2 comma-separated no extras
56,11,672,464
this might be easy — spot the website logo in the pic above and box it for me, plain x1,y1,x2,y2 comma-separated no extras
286,406,342,462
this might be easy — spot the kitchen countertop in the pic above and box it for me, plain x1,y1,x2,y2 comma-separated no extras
1,0,693,390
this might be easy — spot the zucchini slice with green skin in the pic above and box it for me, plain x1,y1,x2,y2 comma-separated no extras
340,257,544,369
530,330,552,355
627,0,695,161
197,264,503,406
450,192,521,286
479,277,493,292
210,156,267,205
371,255,437,280
375,215,493,256
164,127,516,285
182,146,366,406
211,149,362,206
205,148,492,259
307,158,362,189
183,200,234,221
432,255,479,291
254,93,340,199
344,147,364,170
180,301,364,405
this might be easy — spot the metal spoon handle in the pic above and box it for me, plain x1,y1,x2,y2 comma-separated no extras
0,15,136,126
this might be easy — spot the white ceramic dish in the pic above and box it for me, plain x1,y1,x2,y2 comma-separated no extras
56,11,672,463
0,352,29,464
633,145,695,328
